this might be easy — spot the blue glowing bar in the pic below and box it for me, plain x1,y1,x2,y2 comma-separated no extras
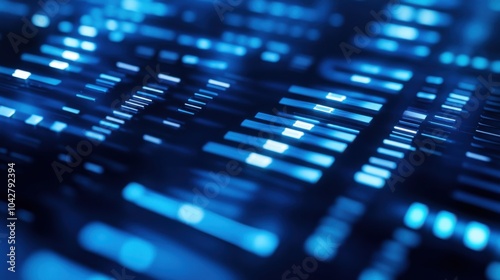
163,120,181,128
241,119,348,152
354,172,385,188
22,250,109,280
288,85,382,111
158,73,181,83
84,162,104,174
62,106,80,114
208,79,230,88
85,84,108,93
466,151,491,162
81,41,96,51
85,131,105,142
224,131,335,167
113,110,133,120
0,106,16,118
369,157,397,169
116,61,139,72
432,211,456,239
383,139,413,150
25,115,43,126
143,134,162,145
204,142,323,183
463,221,490,251
79,222,157,271
383,24,418,40
99,120,119,129
100,74,121,83
362,164,391,179
78,25,97,37
50,121,67,132
426,76,443,85
76,94,95,102
404,202,428,229
279,98,372,124
92,126,111,135
139,25,175,40
261,51,280,62
417,92,437,101
160,50,179,62
122,182,280,257
215,42,247,56
378,147,405,159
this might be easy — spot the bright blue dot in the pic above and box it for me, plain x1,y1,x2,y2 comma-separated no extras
404,202,428,229
463,221,489,251
439,52,454,64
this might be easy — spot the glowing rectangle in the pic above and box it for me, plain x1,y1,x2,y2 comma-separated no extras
100,74,121,82
62,106,79,114
378,147,405,158
158,73,181,83
208,79,230,88
116,61,139,72
465,152,491,162
50,121,67,132
0,106,16,117
85,131,106,142
263,140,289,154
61,50,80,61
362,164,391,179
245,153,273,168
143,134,162,145
25,115,43,125
404,202,428,229
313,104,334,113
282,128,304,139
293,120,315,130
49,60,69,70
78,25,97,37
351,74,371,84
12,69,31,79
354,172,385,188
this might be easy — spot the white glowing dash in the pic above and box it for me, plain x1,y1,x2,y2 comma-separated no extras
351,74,371,84
185,103,202,110
49,60,69,70
142,86,163,94
99,74,121,82
158,73,181,83
394,126,417,134
477,129,500,138
208,79,230,88
132,95,152,103
12,69,31,79
113,110,132,120
61,50,80,61
245,153,273,168
466,152,491,162
313,104,334,113
282,128,304,139
62,106,80,114
326,92,347,102
263,140,289,154
143,134,162,145
116,61,139,72
106,116,125,124
163,120,181,128
293,120,315,130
